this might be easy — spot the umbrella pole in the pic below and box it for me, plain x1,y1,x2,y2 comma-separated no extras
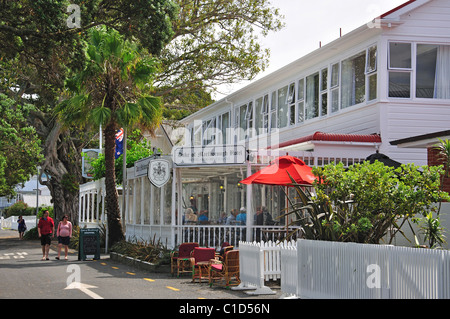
285,186,289,238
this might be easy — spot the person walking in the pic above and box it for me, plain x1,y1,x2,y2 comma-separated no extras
17,216,27,240
56,215,72,260
37,210,54,261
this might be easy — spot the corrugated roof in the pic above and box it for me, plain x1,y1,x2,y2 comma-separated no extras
271,131,382,149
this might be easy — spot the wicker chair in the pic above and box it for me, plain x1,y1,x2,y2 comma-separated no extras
209,249,240,288
191,247,216,283
170,242,199,277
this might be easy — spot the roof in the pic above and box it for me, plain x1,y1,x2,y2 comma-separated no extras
270,132,382,150
380,0,418,18
390,130,450,148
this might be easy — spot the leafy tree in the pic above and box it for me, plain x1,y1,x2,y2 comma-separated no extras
156,0,284,103
56,27,164,246
1,0,284,227
88,130,157,184
284,162,450,244
0,94,42,197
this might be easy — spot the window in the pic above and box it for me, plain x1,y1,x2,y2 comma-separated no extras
297,78,305,123
193,122,202,146
320,68,328,116
218,112,229,144
245,101,254,138
341,51,366,108
255,96,263,135
270,92,277,132
305,72,319,119
238,104,247,141
262,94,269,133
389,42,411,69
366,46,377,101
416,44,450,99
388,42,411,98
288,83,296,125
331,63,340,112
277,85,289,128
202,118,216,145
256,94,270,135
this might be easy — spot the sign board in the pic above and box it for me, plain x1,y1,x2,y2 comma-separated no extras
172,145,246,166
82,149,101,179
148,158,172,188
134,156,152,178
78,228,101,261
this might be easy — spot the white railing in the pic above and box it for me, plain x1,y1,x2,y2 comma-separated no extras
280,241,298,297
291,239,450,299
174,225,301,248
236,240,296,295
236,239,450,298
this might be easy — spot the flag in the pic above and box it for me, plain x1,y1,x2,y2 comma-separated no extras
115,128,124,159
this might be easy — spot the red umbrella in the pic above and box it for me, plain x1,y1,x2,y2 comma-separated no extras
240,155,318,186
240,155,318,238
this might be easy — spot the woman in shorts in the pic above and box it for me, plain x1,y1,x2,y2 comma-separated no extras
56,215,72,260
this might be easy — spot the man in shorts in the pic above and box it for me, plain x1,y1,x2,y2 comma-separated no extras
38,210,54,260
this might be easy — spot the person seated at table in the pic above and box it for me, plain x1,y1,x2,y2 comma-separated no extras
262,206,275,225
236,207,247,225
226,209,238,225
184,208,198,224
254,206,263,225
218,211,227,224
198,210,209,223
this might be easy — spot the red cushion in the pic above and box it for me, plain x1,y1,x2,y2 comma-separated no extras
211,264,223,271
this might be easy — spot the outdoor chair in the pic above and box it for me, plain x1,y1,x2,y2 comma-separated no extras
209,249,240,288
170,242,199,277
218,245,233,261
190,247,216,283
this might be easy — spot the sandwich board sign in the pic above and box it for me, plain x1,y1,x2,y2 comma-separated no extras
78,228,100,261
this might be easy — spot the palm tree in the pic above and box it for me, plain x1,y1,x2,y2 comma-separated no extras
57,27,162,247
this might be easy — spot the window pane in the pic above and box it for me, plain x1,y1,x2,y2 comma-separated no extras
255,97,263,134
389,42,411,69
341,52,366,108
331,89,339,112
321,92,328,116
222,112,229,144
277,86,288,128
306,73,319,119
434,45,450,99
416,44,437,98
298,78,304,100
290,103,296,125
368,74,377,101
270,92,277,130
297,101,304,123
288,83,296,103
389,72,410,98
367,46,377,73
239,105,247,140
331,63,339,87
321,68,328,90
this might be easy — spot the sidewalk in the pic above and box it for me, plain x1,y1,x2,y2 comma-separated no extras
0,228,19,239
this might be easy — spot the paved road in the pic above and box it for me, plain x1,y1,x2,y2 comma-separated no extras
0,229,282,301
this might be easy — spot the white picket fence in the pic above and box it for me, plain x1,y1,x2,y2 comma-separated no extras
238,239,450,299
236,240,295,295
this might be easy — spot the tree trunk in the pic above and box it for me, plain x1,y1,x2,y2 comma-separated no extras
34,114,82,226
104,121,125,247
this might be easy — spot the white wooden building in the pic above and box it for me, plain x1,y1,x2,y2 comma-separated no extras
82,0,450,249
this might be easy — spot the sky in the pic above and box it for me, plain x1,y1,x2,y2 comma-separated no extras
213,0,407,99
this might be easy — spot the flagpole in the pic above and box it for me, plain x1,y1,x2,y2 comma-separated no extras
122,128,127,233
